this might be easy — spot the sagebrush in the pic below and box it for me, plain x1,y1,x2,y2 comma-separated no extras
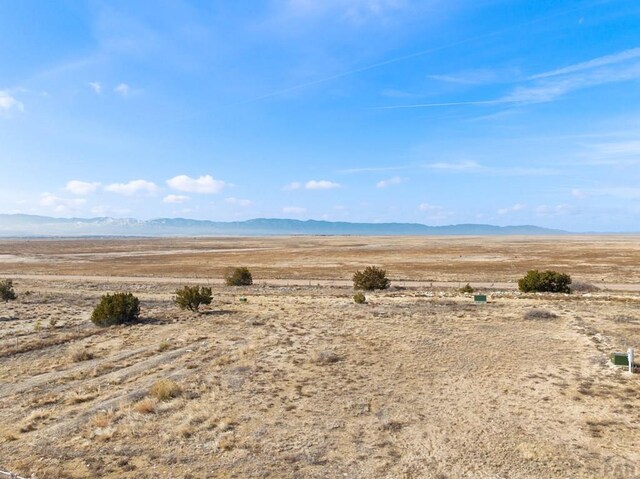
91,292,140,326
353,266,390,291
225,267,253,286
173,285,212,313
0,279,17,302
518,270,572,293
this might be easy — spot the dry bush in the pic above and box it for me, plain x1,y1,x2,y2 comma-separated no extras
150,379,182,401
524,309,558,320
133,398,156,414
70,348,95,362
353,292,366,304
173,285,212,313
158,339,170,352
91,292,140,326
312,350,341,365
353,266,390,291
571,281,600,293
460,283,474,294
225,267,253,286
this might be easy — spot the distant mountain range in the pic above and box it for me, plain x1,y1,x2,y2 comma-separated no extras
0,214,568,237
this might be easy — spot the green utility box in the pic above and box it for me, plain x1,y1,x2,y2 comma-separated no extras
474,294,487,304
610,352,629,366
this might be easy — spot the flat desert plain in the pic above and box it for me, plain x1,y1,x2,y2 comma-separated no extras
1,236,640,479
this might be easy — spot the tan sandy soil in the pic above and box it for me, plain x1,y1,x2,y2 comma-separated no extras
0,237,639,478
1,235,640,283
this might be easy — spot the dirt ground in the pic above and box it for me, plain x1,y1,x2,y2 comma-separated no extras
1,236,640,478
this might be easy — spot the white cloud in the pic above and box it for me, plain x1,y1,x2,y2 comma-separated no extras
163,194,190,204
418,203,450,221
167,174,227,194
91,205,132,216
535,204,571,217
498,203,526,215
529,47,640,80
280,0,407,23
571,188,587,199
40,193,86,214
114,83,131,96
88,82,102,94
105,179,158,196
283,181,302,191
305,180,341,190
224,197,252,207
0,90,24,116
283,206,307,214
426,160,480,171
376,176,405,188
65,180,101,195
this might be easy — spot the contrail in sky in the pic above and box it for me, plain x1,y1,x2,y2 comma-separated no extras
239,0,611,106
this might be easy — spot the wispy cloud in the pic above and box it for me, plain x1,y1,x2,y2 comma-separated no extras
418,202,450,221
283,181,302,191
305,180,341,190
535,204,571,217
224,197,252,207
167,175,227,194
426,160,480,171
376,176,405,188
40,193,86,213
114,83,132,96
428,67,520,85
498,203,526,215
378,47,640,109
105,179,158,196
163,194,190,204
529,47,640,80
88,82,102,94
0,90,24,116
66,180,101,195
276,0,408,24
283,206,307,214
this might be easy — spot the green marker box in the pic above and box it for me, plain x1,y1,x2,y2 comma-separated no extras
610,352,629,366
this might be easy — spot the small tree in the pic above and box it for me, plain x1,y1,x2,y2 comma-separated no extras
518,270,572,293
173,285,212,313
353,266,390,291
91,292,140,326
0,279,17,302
225,267,253,286
460,283,474,294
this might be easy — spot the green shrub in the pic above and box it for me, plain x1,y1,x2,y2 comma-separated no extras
460,283,474,294
353,266,390,291
353,292,366,304
225,267,253,286
518,270,572,293
0,279,17,302
91,292,140,326
173,285,212,313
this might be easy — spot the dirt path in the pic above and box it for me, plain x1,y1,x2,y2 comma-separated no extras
5,273,640,292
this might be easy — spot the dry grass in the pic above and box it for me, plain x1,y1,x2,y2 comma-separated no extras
69,347,95,362
524,308,558,320
132,398,156,414
1,237,640,478
149,379,182,401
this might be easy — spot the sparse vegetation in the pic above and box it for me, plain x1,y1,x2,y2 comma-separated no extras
518,270,572,293
70,348,95,362
353,291,366,304
90,292,141,327
225,267,253,286
173,285,212,313
571,281,599,293
0,279,17,302
524,309,558,320
353,266,390,291
150,379,182,401
133,398,156,414
312,350,341,365
460,283,474,294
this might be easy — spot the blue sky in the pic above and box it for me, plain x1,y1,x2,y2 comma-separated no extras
1,0,639,231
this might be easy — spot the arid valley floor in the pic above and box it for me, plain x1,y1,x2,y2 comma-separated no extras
1,236,640,478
